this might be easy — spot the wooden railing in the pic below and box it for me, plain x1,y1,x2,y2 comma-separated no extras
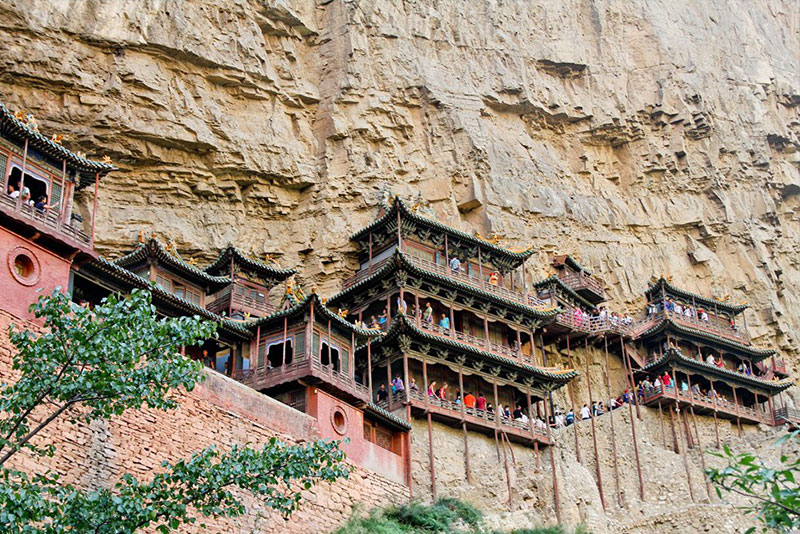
342,257,392,288
554,303,650,338
757,357,788,377
233,353,369,402
417,320,535,365
207,287,275,316
653,308,751,344
0,193,91,246
557,269,606,299
406,388,549,441
642,385,773,424
775,407,800,425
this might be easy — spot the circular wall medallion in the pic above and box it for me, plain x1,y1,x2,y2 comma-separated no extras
330,405,348,435
7,246,40,286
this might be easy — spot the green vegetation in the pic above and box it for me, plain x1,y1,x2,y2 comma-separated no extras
0,289,350,534
706,430,800,533
334,498,588,534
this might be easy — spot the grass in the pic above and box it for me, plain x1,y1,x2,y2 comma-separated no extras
333,499,589,534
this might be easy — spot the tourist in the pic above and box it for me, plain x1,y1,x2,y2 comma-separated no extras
513,404,523,420
464,391,476,408
6,183,17,198
662,372,672,388
653,376,662,389
520,411,529,424
580,404,591,420
554,411,565,428
34,194,52,212
715,357,724,368
20,187,32,207
642,378,652,390
610,396,620,410
504,406,512,419
684,306,693,318
476,392,487,411
455,392,462,404
223,357,232,376
423,302,433,323
674,302,683,315
488,272,499,286
680,380,688,392
376,384,388,402
595,402,605,416
411,303,420,319
437,382,448,400
378,308,388,329
691,383,701,397
369,315,379,329
396,296,408,315
449,256,461,273
409,377,419,392
565,408,575,425
428,380,437,397
439,313,450,331
202,349,215,370
706,353,715,365
392,374,405,394
486,402,494,414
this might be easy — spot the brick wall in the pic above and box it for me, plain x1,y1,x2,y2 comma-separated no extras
0,309,408,533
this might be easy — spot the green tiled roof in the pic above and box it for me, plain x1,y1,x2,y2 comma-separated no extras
248,293,383,339
204,245,296,280
114,238,231,288
368,314,578,388
364,403,412,430
350,197,535,269
329,251,560,322
639,348,791,393
645,278,748,315
0,101,116,185
637,317,775,361
88,257,251,339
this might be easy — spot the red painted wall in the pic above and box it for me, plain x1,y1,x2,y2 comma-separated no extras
0,228,72,321
307,388,407,485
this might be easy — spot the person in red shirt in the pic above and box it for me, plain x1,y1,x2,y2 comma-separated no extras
662,372,672,387
464,391,476,408
476,392,487,411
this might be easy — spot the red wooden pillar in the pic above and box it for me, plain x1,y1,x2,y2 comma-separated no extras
90,171,100,244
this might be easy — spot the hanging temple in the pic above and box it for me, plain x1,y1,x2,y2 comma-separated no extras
0,100,795,514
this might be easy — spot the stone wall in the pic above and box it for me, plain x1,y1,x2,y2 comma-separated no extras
0,309,407,534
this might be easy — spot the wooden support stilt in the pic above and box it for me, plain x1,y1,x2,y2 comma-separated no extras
462,422,472,483
585,339,606,510
658,402,667,448
565,335,581,464
544,395,562,523
493,378,502,460
535,440,540,469
689,405,713,500
422,358,436,499
710,379,720,449
603,336,622,507
500,430,513,506
733,387,743,437
620,336,645,502
669,403,680,454
676,405,696,503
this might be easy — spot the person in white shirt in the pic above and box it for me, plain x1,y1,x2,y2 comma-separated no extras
449,256,461,273
580,404,591,420
706,354,715,365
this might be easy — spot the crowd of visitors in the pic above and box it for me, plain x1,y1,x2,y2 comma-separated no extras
6,182,52,212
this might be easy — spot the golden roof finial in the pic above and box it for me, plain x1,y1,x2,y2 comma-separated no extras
51,133,63,144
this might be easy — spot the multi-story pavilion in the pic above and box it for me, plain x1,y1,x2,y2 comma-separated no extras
329,197,579,449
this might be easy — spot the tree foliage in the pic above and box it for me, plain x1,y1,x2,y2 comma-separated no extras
0,289,350,533
706,430,800,533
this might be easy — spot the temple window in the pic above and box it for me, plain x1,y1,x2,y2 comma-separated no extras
265,337,294,368
320,341,342,372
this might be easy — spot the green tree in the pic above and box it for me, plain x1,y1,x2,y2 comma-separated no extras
706,430,800,533
0,289,350,533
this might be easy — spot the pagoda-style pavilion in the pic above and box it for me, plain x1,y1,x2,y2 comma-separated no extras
632,278,794,435
329,197,578,450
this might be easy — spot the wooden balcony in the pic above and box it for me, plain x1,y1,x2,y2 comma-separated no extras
207,287,275,317
756,357,789,378
0,193,91,250
379,388,550,446
774,407,800,427
417,320,536,366
342,254,552,311
233,354,370,405
641,385,774,425
557,269,606,303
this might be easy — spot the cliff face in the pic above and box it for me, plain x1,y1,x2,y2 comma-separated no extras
0,0,797,529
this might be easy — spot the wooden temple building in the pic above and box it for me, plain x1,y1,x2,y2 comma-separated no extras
0,100,796,508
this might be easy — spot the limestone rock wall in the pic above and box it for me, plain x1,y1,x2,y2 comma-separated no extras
0,1,796,361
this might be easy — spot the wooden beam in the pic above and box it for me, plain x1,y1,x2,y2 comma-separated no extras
565,335,581,464
603,336,622,507
584,338,606,510
544,395,562,523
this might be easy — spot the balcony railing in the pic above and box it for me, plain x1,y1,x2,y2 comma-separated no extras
654,308,751,344
343,253,552,311
417,320,535,365
405,388,549,442
0,193,90,247
775,406,800,425
233,354,369,403
756,357,788,377
642,385,773,425
557,269,606,299
207,287,275,317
